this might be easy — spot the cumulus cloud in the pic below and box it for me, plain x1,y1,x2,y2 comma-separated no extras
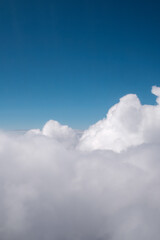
78,86,160,152
27,120,78,148
0,86,160,240
152,85,160,104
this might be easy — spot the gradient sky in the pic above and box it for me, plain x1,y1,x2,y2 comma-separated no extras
0,0,160,130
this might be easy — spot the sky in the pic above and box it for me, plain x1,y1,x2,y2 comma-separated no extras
0,0,160,129
1,2,160,238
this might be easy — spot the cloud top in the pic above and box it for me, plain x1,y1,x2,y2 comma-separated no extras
0,86,160,240
152,85,160,104
78,86,160,152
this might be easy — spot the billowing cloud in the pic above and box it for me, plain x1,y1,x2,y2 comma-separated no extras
0,86,160,240
78,86,160,152
27,120,78,148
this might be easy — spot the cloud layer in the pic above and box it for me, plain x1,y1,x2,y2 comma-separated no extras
0,86,160,240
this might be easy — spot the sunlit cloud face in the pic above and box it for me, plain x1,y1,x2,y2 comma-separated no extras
78,86,160,152
0,86,160,240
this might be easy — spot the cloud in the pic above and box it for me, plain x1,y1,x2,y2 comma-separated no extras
27,120,78,148
152,85,160,104
0,86,160,240
78,86,160,152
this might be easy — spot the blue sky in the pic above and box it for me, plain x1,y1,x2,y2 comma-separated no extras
0,0,160,130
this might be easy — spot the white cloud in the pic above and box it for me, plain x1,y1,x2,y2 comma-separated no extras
78,86,160,152
152,85,160,104
27,120,79,148
0,86,160,240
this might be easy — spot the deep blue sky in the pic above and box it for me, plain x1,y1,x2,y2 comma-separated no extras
0,0,160,130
